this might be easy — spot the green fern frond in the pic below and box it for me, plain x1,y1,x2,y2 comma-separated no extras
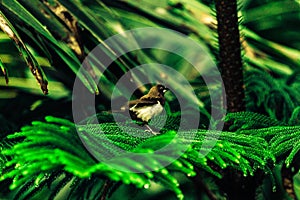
285,141,300,168
268,126,300,167
6,114,300,199
241,127,300,169
177,130,272,177
245,70,300,122
1,114,280,199
0,139,12,173
225,111,286,131
225,112,300,168
1,117,143,199
1,117,196,199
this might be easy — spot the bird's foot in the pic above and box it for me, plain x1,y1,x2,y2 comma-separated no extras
145,125,159,135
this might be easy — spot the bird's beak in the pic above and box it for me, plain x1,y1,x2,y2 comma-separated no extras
163,88,169,93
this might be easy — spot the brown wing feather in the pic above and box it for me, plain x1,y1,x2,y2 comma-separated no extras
128,99,158,108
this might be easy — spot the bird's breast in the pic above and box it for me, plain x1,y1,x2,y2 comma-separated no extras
129,101,163,122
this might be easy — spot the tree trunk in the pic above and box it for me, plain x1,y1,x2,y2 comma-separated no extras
215,0,245,113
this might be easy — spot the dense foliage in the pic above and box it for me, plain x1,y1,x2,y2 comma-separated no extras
0,0,300,199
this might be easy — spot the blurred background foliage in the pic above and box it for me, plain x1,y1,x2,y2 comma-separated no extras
0,0,300,199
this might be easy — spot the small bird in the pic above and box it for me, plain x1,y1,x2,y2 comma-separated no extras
122,84,169,134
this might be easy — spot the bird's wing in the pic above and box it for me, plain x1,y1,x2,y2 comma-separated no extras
128,99,159,108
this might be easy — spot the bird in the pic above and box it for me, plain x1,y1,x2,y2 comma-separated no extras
121,84,169,134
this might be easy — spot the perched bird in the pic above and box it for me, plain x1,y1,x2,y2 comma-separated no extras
121,84,169,134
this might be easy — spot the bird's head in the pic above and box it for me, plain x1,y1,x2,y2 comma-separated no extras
148,84,169,97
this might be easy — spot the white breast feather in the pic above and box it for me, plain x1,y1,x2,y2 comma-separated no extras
130,101,163,122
